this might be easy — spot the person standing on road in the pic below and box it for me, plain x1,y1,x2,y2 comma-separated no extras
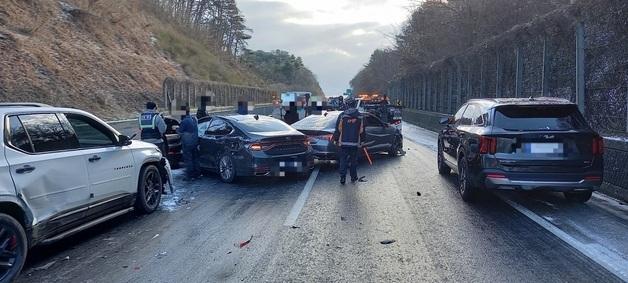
332,99,365,185
178,107,201,180
139,101,167,153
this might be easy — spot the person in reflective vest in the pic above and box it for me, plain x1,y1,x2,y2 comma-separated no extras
139,101,167,153
332,98,365,185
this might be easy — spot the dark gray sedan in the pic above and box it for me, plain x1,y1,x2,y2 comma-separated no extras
292,111,403,161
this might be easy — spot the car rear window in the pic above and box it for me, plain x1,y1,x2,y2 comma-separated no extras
236,117,294,132
292,114,338,130
494,105,587,131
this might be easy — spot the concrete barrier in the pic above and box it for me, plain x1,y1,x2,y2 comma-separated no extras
402,108,628,202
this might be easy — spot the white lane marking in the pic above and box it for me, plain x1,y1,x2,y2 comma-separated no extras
401,127,628,281
499,195,628,282
284,166,320,227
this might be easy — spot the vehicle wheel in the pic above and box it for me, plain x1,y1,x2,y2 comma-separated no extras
437,141,450,175
564,191,593,203
218,154,236,183
0,213,27,283
135,165,163,214
388,136,403,157
458,156,476,202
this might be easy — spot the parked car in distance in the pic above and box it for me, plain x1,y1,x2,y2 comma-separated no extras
291,111,404,161
0,104,172,282
437,97,603,202
197,115,314,183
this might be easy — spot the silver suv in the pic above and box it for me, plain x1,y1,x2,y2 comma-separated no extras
0,104,173,282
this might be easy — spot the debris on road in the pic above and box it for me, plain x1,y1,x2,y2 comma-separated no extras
151,234,160,239
340,216,346,221
227,251,232,255
64,256,70,261
155,252,168,258
416,192,422,196
122,265,128,269
290,225,300,229
358,176,367,182
239,235,254,248
380,239,396,245
34,261,56,271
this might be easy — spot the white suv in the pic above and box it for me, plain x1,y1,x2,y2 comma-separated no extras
0,104,173,282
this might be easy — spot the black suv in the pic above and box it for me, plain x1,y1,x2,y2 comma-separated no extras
437,98,604,202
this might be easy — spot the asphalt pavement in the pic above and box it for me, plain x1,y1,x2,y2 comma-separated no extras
16,125,626,282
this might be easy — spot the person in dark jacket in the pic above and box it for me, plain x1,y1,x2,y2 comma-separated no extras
284,102,300,124
139,102,167,153
332,99,365,185
177,107,201,180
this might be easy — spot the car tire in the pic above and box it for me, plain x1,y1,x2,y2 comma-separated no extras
0,213,28,283
218,154,236,183
135,165,163,214
388,136,403,157
564,191,593,203
437,141,450,175
458,155,476,202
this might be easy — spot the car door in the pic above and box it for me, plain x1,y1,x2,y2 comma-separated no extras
199,118,229,168
450,104,480,164
63,113,136,215
4,113,90,235
364,114,392,151
443,104,468,165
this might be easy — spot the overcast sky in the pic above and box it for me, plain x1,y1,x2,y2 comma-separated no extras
238,0,413,96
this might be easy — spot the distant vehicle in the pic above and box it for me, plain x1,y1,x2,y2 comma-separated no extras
437,97,604,202
292,111,403,161
197,115,314,182
0,105,172,282
355,94,403,131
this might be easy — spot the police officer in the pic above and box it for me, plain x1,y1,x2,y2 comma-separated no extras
178,107,200,180
332,98,365,185
139,102,167,153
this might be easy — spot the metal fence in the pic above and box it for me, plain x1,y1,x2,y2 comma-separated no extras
162,77,277,114
388,3,628,137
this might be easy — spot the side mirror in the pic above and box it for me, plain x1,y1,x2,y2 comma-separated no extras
118,135,133,146
440,116,454,125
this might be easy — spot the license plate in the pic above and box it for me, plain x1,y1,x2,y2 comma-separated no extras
525,143,564,154
279,161,301,167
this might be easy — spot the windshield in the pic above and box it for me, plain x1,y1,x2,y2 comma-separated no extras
292,114,339,130
494,105,587,131
236,117,295,133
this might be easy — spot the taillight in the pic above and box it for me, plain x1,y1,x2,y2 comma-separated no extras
310,134,333,142
249,143,263,151
592,136,604,155
479,136,497,154
486,173,507,179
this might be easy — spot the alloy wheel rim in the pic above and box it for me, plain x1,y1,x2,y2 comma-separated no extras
144,170,160,207
0,227,19,280
459,161,467,194
220,157,233,180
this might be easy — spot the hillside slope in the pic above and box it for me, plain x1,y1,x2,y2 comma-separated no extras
0,0,265,119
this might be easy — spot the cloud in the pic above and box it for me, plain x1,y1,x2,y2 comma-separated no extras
239,0,409,96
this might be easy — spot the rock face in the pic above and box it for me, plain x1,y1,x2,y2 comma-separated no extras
0,0,183,119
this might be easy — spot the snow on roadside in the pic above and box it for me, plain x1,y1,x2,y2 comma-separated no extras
402,122,438,151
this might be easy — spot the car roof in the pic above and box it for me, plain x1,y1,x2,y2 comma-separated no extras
0,106,86,115
467,97,575,108
218,114,276,123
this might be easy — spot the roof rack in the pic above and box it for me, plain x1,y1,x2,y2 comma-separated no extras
0,102,52,108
